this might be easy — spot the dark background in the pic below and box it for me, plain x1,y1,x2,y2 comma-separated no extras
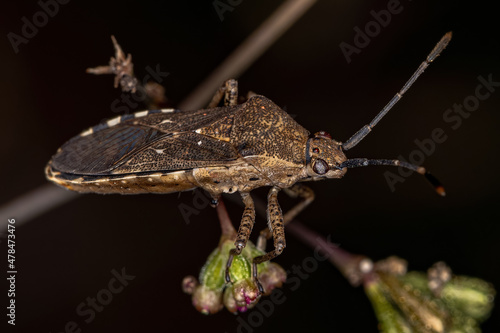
1,0,499,332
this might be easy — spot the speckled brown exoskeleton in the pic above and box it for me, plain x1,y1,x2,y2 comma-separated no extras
46,32,451,294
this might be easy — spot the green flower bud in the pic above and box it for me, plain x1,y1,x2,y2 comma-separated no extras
366,260,496,333
364,279,413,333
184,237,286,315
378,272,449,333
182,276,223,315
192,285,224,315
259,262,287,295
441,276,495,322
224,278,259,313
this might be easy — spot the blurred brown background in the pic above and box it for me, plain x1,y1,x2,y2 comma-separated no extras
1,0,499,332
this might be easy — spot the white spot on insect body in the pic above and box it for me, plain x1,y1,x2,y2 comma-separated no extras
93,178,111,183
73,177,84,184
51,170,61,177
164,170,185,181
197,141,202,145
155,149,165,154
160,119,173,124
161,108,175,113
167,171,184,175
101,175,135,183
135,110,149,118
150,173,163,177
80,128,94,137
107,116,122,127
195,129,202,134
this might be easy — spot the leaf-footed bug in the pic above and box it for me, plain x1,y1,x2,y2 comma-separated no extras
46,32,451,295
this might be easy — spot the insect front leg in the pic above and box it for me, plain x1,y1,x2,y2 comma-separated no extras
225,192,256,283
252,186,286,293
207,79,238,108
256,183,314,250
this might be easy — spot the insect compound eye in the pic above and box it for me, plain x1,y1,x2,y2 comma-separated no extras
315,131,332,139
312,158,329,175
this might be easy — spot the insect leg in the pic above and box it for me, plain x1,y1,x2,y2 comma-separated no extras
207,79,239,108
225,192,256,283
224,79,238,106
252,186,285,293
256,184,314,250
207,86,225,108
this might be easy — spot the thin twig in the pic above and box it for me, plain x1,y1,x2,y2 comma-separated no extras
225,193,369,286
0,184,79,228
216,199,237,240
178,0,317,110
286,221,369,286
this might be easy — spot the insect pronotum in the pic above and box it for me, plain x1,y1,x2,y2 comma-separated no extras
46,32,451,294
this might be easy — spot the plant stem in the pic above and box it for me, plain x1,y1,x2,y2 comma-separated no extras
216,199,237,240
287,221,369,287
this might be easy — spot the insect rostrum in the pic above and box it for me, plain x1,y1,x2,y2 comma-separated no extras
46,32,451,296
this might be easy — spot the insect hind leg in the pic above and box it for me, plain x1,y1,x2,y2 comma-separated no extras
256,184,314,250
252,186,286,293
225,192,256,283
207,79,239,108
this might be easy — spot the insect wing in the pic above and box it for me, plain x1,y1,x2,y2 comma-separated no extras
50,107,240,176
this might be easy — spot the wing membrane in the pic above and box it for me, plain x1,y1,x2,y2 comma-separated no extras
51,106,239,175
113,131,240,174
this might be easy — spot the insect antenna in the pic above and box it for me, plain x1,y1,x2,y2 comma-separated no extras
342,32,452,151
338,158,446,196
